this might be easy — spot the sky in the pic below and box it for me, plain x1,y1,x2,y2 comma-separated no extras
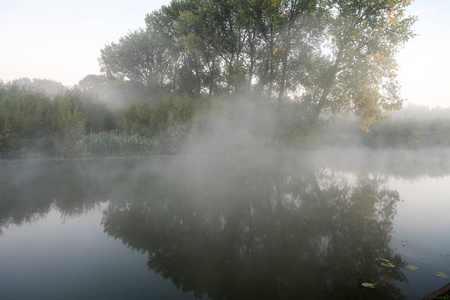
0,0,449,108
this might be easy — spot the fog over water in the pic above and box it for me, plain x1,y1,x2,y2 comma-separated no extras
1,149,450,299
1,1,450,298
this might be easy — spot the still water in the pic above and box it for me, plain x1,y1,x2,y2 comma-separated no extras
1,149,450,299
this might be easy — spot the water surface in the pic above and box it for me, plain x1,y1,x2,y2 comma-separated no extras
1,150,449,299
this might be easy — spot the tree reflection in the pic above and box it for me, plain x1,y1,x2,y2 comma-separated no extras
0,159,123,233
102,156,406,300
0,156,406,299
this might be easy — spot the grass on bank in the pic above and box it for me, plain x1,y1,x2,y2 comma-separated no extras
75,131,155,157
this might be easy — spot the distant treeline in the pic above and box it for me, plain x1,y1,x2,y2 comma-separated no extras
321,106,450,149
2,0,421,158
0,83,114,158
1,82,315,158
1,80,450,159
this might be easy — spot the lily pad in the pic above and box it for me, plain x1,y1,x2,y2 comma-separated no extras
362,283,376,289
406,264,420,271
380,262,396,268
378,258,391,263
436,272,450,278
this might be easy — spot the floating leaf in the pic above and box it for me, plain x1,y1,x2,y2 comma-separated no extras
362,283,376,289
436,272,450,279
378,258,391,263
406,264,420,271
380,262,396,268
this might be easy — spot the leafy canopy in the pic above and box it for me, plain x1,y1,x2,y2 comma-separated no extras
99,0,416,130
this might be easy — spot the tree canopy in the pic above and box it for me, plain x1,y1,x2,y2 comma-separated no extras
99,0,416,130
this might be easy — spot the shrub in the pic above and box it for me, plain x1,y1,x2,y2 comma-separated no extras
116,94,204,153
116,101,155,137
0,85,49,157
49,91,85,157
72,89,115,133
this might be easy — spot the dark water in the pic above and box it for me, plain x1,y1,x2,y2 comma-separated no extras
1,150,450,299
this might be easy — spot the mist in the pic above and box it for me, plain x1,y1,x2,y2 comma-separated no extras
3,0,450,298
2,144,450,299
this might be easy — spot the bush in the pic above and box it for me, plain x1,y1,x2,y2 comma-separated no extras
116,101,155,137
0,85,49,157
71,89,115,133
116,94,204,153
49,91,86,157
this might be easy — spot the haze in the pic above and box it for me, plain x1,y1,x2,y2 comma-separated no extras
0,0,449,108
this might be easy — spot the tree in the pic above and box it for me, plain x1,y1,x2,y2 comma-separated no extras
304,0,416,131
49,91,86,157
77,74,149,107
10,78,67,95
100,0,416,130
0,85,49,157
77,74,110,96
99,29,178,99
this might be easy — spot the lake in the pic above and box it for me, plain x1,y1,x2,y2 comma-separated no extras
1,149,450,299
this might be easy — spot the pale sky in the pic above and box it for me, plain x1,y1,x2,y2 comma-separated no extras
0,0,449,108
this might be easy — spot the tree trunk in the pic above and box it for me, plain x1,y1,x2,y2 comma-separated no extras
268,27,275,97
278,34,290,105
309,46,344,129
248,31,255,92
209,59,215,99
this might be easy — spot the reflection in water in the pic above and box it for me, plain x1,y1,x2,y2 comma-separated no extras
0,155,407,299
0,160,110,233
100,156,406,300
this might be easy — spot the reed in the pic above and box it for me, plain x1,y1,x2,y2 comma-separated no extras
75,131,155,157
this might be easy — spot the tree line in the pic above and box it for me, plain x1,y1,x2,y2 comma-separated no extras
1,80,310,157
2,80,449,159
320,105,450,149
1,0,419,158
0,83,115,158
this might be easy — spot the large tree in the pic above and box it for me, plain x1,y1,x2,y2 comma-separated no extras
304,0,416,131
99,0,415,129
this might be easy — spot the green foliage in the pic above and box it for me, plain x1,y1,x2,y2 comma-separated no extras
377,257,396,268
75,131,154,157
99,29,177,97
276,100,322,148
116,94,204,153
74,91,115,133
49,91,86,157
436,272,450,279
320,107,450,149
0,85,49,157
380,262,396,268
116,101,155,137
363,117,450,149
100,0,416,131
10,77,66,95
406,264,420,271
78,75,153,107
2,76,450,158
0,84,119,158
